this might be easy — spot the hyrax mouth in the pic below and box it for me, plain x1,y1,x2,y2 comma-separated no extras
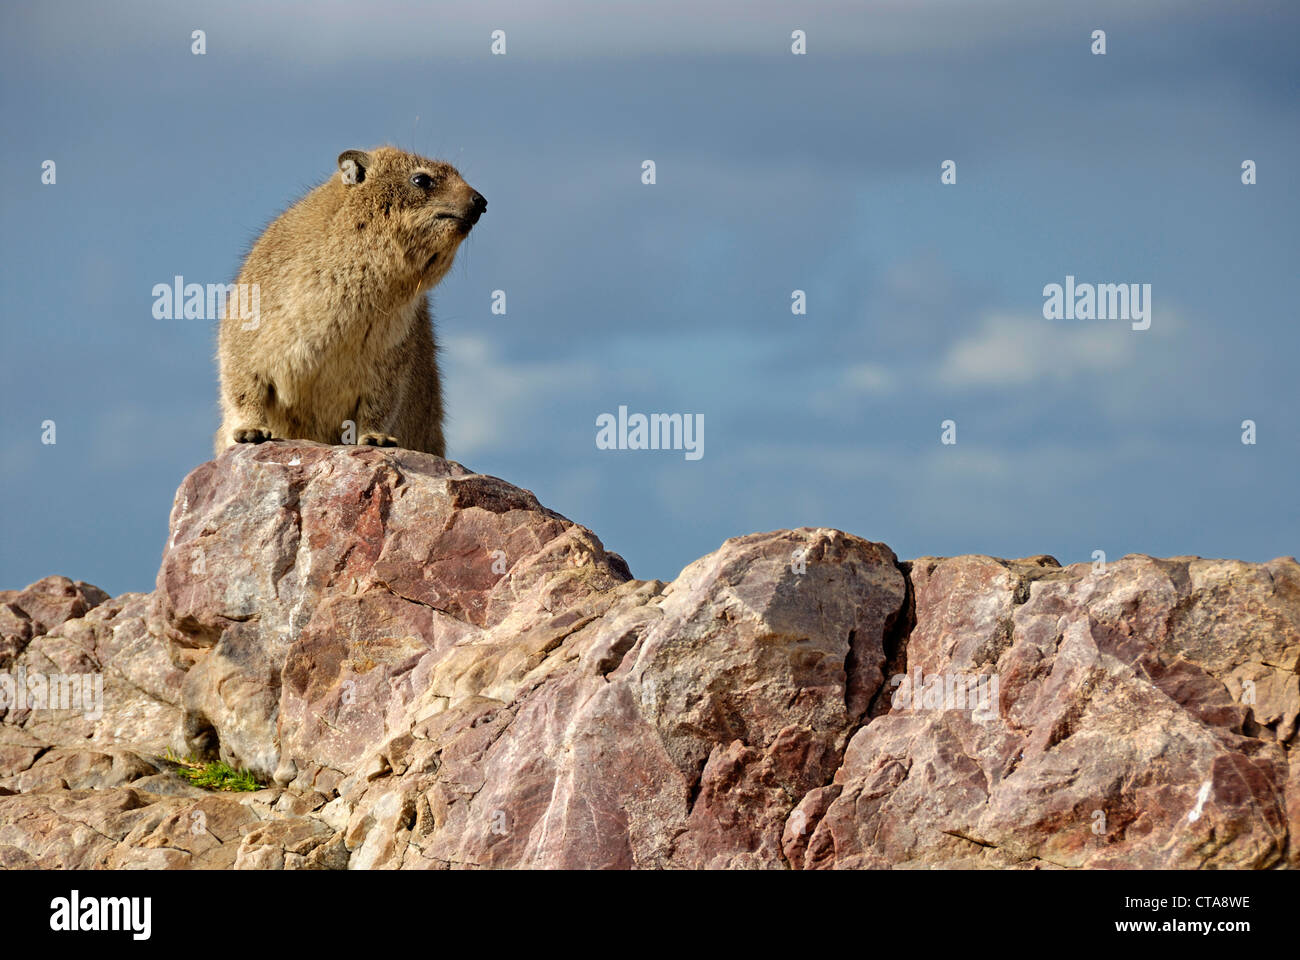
434,194,485,231
439,213,478,236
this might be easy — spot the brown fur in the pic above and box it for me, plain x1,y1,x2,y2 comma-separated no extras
215,146,485,457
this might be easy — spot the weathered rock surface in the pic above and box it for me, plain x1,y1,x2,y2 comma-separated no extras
1,576,109,670
0,442,1295,868
786,555,1299,869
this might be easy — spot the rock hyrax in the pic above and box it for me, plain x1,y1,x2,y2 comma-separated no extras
215,145,486,457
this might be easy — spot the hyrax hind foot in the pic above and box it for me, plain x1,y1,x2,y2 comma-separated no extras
233,427,273,444
359,432,399,447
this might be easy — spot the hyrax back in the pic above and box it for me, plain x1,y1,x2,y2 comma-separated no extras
216,146,486,457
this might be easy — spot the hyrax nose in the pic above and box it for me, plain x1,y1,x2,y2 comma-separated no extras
466,190,487,224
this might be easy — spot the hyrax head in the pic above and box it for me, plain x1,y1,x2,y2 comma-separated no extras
336,145,487,291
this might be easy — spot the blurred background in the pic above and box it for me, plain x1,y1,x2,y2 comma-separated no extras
1,0,1297,595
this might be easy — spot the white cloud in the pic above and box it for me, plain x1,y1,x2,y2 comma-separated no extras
440,334,585,459
935,312,1135,389
842,362,897,395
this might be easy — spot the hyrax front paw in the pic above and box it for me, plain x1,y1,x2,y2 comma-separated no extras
358,432,399,447
233,427,272,444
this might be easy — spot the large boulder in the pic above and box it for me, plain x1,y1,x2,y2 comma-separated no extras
785,555,1299,868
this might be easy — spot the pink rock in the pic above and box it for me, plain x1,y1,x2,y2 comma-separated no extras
0,575,109,669
0,443,1295,869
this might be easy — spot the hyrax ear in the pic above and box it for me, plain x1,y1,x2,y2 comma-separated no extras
338,150,371,185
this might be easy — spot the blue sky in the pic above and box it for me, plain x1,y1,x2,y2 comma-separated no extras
2,0,1297,595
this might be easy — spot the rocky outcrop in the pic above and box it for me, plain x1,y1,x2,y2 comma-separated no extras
0,442,1295,868
1,576,109,671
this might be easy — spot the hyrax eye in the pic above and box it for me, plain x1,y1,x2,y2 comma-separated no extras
410,173,434,189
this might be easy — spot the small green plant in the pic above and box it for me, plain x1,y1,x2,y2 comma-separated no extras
162,749,261,792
